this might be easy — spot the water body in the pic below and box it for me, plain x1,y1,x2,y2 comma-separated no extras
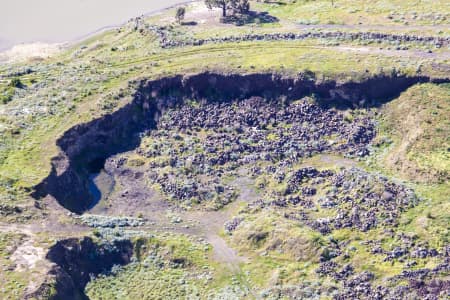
87,170,115,210
0,0,192,51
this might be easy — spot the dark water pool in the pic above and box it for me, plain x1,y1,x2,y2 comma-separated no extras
87,170,115,210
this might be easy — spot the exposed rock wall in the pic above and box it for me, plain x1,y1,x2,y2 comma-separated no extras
32,72,446,213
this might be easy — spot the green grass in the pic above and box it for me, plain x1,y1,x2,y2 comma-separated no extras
0,3,448,298
0,233,29,299
229,212,326,288
254,0,450,27
2,32,445,197
398,183,450,248
86,233,246,299
149,0,450,41
374,83,450,183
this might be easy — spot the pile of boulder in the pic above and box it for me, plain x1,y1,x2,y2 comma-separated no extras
146,25,449,49
123,96,375,207
249,166,419,234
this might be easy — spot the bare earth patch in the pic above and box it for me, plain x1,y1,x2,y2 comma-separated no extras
11,239,46,272
0,42,64,64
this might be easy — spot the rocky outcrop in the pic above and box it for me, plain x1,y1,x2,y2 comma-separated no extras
32,72,446,213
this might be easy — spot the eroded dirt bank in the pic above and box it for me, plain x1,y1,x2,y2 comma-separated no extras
25,72,450,299
27,237,133,300
32,72,446,213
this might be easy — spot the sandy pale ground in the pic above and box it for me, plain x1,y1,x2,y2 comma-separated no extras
0,43,65,64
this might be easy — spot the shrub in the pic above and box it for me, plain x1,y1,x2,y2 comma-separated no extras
0,94,13,104
9,78,22,88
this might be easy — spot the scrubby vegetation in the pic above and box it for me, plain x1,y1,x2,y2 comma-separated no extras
85,233,234,299
0,0,448,299
377,83,450,183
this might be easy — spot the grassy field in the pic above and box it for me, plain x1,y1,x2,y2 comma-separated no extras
377,83,450,183
0,1,449,299
253,0,450,26
159,0,450,39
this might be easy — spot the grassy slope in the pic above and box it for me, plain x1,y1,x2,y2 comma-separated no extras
1,31,446,198
181,0,450,39
0,233,28,297
254,0,450,27
0,1,448,299
85,231,257,300
377,83,450,183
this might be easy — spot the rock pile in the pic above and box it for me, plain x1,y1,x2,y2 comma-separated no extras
248,165,418,234
133,97,374,207
158,97,375,162
147,25,450,49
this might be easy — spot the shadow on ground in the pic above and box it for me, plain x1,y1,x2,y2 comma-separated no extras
222,11,279,26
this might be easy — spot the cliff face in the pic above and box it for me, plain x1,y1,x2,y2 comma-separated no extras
31,72,441,213
27,237,133,300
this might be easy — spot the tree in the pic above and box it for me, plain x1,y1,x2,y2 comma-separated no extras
205,0,229,17
175,7,186,24
205,0,250,17
234,0,250,14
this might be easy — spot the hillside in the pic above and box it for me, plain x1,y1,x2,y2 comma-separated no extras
0,1,449,299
